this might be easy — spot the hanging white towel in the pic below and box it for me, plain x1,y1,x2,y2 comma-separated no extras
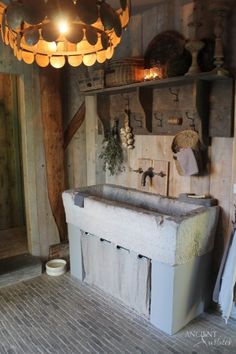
218,229,236,323
213,230,234,303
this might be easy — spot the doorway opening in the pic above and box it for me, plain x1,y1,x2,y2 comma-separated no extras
0,74,27,260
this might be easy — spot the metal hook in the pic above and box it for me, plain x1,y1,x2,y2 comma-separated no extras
121,93,131,124
131,112,143,128
169,88,180,103
121,93,130,109
186,111,196,131
154,112,163,127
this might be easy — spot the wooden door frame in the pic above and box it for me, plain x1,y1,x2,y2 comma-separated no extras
17,72,41,255
16,69,60,256
0,68,45,256
0,60,59,258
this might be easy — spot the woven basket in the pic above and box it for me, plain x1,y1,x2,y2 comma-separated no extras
171,130,200,153
105,57,144,87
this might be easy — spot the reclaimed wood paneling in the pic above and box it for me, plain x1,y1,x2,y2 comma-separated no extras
64,101,85,150
209,80,234,137
18,67,60,256
9,76,25,228
0,42,60,257
0,104,10,229
85,96,105,186
39,68,67,243
68,0,236,256
62,67,88,188
0,74,25,230
29,72,60,256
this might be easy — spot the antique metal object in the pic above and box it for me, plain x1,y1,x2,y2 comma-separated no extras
141,167,166,187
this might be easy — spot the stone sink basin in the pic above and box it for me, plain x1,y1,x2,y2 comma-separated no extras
62,184,219,266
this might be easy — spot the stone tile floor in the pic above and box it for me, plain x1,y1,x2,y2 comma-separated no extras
0,273,235,354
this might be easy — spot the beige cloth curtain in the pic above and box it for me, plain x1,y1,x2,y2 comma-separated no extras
81,232,151,316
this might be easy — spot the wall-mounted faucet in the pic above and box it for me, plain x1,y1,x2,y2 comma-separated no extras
141,167,155,187
141,167,166,187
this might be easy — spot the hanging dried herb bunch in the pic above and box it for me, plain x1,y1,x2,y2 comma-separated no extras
99,122,125,176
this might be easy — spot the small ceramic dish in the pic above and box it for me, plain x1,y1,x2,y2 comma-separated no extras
46,259,67,276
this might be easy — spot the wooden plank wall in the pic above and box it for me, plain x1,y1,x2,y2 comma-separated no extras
40,68,67,243
62,67,88,188
109,1,235,252
228,0,236,318
0,74,24,230
65,0,236,260
0,42,59,257
0,103,10,229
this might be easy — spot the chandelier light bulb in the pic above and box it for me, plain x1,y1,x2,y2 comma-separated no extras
58,20,69,34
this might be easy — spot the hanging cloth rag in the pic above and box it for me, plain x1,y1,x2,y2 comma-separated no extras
218,229,236,323
175,148,199,176
213,229,235,303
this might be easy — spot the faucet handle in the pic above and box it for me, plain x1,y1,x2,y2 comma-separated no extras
154,170,166,178
130,167,143,174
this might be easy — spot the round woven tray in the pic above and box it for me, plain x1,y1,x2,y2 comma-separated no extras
171,130,199,153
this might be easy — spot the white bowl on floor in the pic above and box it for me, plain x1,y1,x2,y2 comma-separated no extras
46,259,67,276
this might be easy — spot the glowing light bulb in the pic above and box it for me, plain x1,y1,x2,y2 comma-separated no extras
58,20,69,34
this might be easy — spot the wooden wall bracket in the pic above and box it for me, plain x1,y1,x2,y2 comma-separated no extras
139,87,153,133
97,94,113,136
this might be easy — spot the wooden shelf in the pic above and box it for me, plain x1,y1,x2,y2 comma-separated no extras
82,71,231,95
92,70,234,140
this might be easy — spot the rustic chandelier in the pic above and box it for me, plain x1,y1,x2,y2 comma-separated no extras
0,0,130,68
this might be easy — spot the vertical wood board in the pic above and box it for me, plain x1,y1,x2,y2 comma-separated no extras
40,68,67,243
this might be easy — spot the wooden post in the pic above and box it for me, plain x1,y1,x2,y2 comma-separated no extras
63,101,85,150
39,67,67,243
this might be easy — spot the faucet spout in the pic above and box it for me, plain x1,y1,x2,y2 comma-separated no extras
141,167,155,187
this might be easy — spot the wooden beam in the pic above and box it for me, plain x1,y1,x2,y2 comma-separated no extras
64,101,85,150
39,67,68,243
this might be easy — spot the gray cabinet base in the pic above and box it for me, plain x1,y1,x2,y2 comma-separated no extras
150,253,212,334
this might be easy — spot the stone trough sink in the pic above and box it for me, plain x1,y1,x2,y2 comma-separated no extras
63,184,219,265
62,184,219,334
